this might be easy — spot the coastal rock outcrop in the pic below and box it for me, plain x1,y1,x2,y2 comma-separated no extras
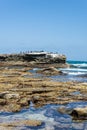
36,67,63,75
6,104,21,112
0,120,42,128
0,51,69,68
1,61,87,112
0,52,66,65
58,105,87,120
70,107,87,120
0,99,7,105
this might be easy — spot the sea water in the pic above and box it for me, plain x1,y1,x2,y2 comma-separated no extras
51,60,87,82
30,60,87,82
1,102,87,130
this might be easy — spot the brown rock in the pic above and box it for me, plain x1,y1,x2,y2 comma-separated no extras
4,93,20,99
0,99,7,105
36,67,63,75
71,107,87,120
18,98,30,107
0,120,42,127
6,104,21,112
0,91,9,98
32,95,40,103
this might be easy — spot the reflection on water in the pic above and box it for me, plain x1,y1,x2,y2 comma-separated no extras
0,102,87,130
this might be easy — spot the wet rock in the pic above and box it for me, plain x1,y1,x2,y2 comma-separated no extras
58,105,87,120
70,107,87,120
58,106,73,115
36,67,63,75
78,74,87,78
0,120,42,127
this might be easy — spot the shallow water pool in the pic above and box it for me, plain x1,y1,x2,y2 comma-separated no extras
0,102,87,130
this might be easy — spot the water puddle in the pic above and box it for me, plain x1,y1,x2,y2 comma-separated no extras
0,102,87,129
70,91,81,96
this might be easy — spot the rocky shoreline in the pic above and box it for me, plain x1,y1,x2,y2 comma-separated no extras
0,61,87,111
0,52,69,68
0,53,87,129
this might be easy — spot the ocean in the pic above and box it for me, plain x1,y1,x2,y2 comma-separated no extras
30,60,87,82
50,60,87,82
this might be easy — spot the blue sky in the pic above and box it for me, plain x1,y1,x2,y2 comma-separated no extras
0,0,87,60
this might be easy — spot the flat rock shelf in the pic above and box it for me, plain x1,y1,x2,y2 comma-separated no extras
0,60,87,129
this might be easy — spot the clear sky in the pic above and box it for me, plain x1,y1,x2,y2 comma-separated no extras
0,0,87,60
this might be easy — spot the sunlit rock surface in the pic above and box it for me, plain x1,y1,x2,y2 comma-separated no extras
0,61,87,112
36,67,64,76
0,60,87,129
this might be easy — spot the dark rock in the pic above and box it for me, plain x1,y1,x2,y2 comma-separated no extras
0,99,7,105
58,106,87,120
0,52,67,65
0,91,9,98
70,107,87,120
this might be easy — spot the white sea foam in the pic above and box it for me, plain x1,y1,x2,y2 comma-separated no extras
33,68,39,71
68,72,86,75
71,63,87,69
59,68,87,75
60,68,87,72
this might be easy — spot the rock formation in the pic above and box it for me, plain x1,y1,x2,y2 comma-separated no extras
0,52,66,63
58,105,87,120
36,67,64,75
0,51,68,68
70,107,87,120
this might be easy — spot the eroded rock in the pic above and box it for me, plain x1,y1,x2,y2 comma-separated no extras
58,105,87,120
36,67,63,75
18,98,30,107
0,61,87,112
6,104,21,112
0,120,42,127
0,99,7,105
0,91,9,98
4,93,20,99
71,107,87,120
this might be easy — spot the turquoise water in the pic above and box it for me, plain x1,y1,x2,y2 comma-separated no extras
67,60,87,64
53,60,87,82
